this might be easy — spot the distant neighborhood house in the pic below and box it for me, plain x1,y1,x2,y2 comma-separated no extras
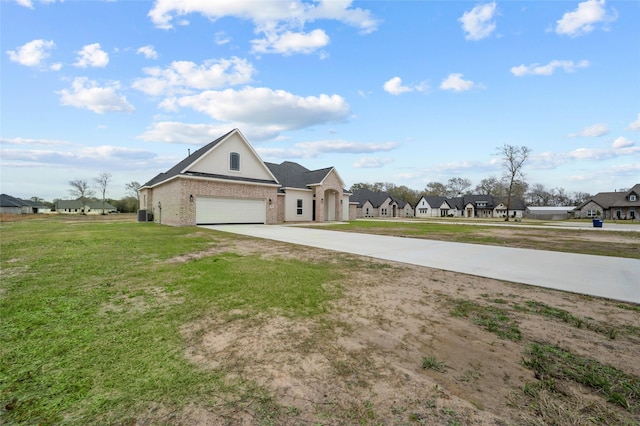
415,194,525,218
574,184,639,220
350,188,414,219
55,199,118,215
0,194,51,214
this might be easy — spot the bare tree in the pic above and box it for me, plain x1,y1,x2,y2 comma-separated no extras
69,179,95,213
475,176,505,196
30,196,45,204
125,181,141,201
571,191,591,206
526,183,551,206
496,144,531,220
95,172,112,214
424,181,448,196
446,177,472,197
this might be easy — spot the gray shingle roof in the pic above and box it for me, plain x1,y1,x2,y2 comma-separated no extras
0,194,46,208
1,194,27,207
419,196,451,208
350,188,411,208
350,188,391,208
576,183,640,209
265,161,337,192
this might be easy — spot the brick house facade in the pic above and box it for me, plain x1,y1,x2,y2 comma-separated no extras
139,129,350,226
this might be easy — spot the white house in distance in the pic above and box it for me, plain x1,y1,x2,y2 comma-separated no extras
139,129,352,226
415,195,525,218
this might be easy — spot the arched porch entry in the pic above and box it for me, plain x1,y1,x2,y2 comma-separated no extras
313,188,343,222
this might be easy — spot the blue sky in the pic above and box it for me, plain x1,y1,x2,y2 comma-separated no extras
2,0,639,201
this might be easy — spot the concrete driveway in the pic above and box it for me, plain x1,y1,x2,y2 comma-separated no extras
202,224,640,304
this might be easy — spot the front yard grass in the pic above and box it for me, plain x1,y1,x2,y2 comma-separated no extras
2,216,638,425
319,219,640,258
0,219,341,424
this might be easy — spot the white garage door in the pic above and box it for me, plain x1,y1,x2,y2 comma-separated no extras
196,197,266,225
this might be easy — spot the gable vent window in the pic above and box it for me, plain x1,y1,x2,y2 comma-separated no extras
230,152,240,171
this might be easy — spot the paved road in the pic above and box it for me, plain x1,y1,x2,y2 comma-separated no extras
202,224,640,304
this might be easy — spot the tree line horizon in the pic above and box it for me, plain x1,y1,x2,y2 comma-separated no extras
23,145,613,213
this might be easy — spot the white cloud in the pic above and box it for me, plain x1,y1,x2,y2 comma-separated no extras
383,77,412,95
532,145,640,169
251,29,330,55
612,137,634,149
0,137,71,146
15,0,60,8
353,157,393,168
74,43,109,68
148,0,379,32
297,140,398,154
383,77,428,95
511,60,590,77
256,139,397,159
439,73,477,92
1,145,156,169
15,0,34,8
137,45,158,59
147,0,378,55
132,57,255,96
568,123,609,138
555,0,617,37
7,39,55,67
136,122,245,144
459,2,497,41
628,114,640,131
57,77,135,114
214,31,231,45
164,86,349,133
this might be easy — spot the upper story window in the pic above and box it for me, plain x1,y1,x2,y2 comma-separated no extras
630,194,637,202
230,152,240,171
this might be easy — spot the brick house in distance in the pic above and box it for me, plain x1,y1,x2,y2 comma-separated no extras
574,184,640,220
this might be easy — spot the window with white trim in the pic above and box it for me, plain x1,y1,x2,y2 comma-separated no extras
230,152,240,171
297,199,303,215
630,194,637,202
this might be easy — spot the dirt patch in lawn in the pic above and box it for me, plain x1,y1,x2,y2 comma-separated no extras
178,237,640,425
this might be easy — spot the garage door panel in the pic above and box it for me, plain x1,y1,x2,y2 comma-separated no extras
196,197,265,224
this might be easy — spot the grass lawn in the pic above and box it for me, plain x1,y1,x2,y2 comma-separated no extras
2,215,638,425
1,217,342,424
317,219,640,258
